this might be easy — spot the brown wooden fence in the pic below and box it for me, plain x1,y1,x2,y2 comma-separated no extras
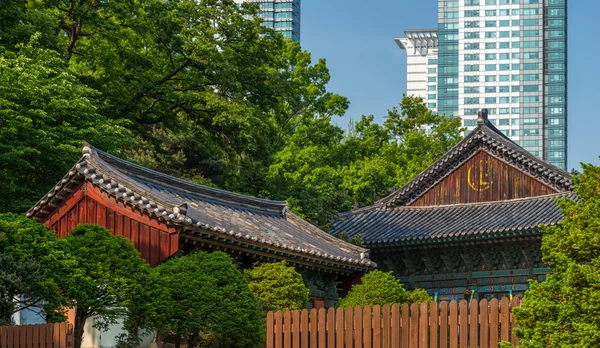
266,297,521,348
0,323,74,348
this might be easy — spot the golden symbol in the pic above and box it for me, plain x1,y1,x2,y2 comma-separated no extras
467,160,492,191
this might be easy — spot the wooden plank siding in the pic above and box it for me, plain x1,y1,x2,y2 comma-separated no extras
266,298,522,347
0,323,74,348
410,150,559,206
42,183,179,265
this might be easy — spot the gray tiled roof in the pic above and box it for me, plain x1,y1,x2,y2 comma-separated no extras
332,193,574,247
28,144,374,270
378,116,572,207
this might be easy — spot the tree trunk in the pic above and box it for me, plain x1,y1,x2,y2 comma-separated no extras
187,333,199,348
73,309,88,348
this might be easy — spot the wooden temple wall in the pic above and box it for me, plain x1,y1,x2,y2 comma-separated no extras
44,183,179,266
410,151,558,206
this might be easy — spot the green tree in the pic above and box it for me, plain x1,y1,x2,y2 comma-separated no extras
30,0,350,202
0,35,131,213
0,213,59,325
156,251,263,348
337,270,431,308
339,96,463,207
268,96,463,228
0,0,58,51
245,261,309,313
267,117,350,228
44,224,152,348
513,163,600,347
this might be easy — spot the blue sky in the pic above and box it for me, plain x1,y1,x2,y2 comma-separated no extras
301,0,599,171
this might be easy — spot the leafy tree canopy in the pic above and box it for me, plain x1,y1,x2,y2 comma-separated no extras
0,35,131,213
337,270,431,308
269,95,463,228
245,261,309,313
44,224,152,348
514,163,600,347
156,251,263,348
0,213,59,325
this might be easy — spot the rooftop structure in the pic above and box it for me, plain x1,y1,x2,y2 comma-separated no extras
333,109,572,300
28,143,374,307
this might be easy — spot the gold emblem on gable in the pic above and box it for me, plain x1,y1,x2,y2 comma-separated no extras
467,159,492,191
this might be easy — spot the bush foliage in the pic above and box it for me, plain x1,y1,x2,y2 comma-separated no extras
156,251,264,348
337,270,431,308
246,261,309,312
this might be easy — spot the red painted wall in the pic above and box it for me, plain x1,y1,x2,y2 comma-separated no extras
43,183,179,265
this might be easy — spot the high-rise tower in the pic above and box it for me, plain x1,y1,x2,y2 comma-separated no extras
235,0,301,42
395,29,439,112
400,0,567,169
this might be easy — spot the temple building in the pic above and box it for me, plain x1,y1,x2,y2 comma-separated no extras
332,109,573,301
27,144,375,308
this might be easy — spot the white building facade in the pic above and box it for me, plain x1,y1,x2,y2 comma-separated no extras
395,29,439,112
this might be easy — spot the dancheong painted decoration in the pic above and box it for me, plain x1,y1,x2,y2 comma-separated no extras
332,109,573,301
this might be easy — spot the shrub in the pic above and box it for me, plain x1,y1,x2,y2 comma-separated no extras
246,261,309,312
337,270,430,308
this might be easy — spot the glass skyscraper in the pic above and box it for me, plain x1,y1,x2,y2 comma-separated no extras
399,0,567,169
235,0,301,42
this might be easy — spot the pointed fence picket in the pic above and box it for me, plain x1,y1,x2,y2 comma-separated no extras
266,297,521,347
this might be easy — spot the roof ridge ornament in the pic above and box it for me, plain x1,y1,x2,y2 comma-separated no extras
477,108,488,125
82,141,92,158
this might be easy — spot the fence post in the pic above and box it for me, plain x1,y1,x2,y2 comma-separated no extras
489,298,499,348
410,302,419,348
479,299,489,348
402,303,410,348
267,311,274,348
317,308,326,348
363,305,372,348
430,301,439,348
440,301,449,348
391,304,400,348
301,309,309,348
500,297,509,343
275,310,283,348
335,307,344,348
345,306,353,348
469,299,478,348
284,311,292,348
459,300,468,348
373,305,381,348
327,307,335,348
355,305,363,347
382,304,390,348
293,310,301,348
420,302,428,348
